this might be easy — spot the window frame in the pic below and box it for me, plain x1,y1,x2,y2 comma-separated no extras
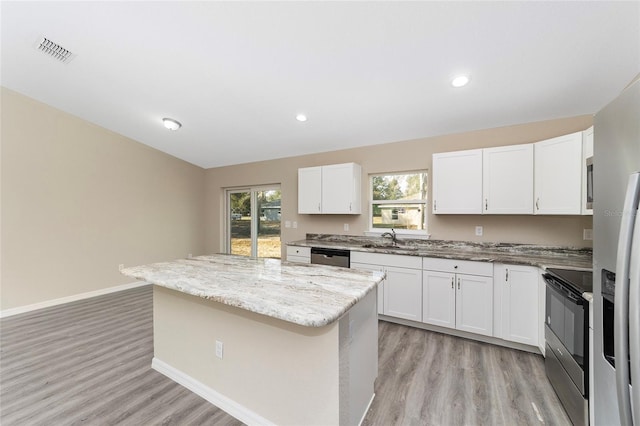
368,170,429,236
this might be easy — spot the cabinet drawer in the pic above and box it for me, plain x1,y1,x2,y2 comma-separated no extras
287,255,311,264
422,257,493,276
351,251,422,269
286,246,311,258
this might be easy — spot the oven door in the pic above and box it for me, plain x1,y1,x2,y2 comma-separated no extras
544,274,588,394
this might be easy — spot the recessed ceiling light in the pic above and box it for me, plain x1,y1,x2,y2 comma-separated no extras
162,118,182,131
296,114,307,122
451,75,471,88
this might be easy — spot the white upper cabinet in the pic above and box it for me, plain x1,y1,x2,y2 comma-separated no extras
432,149,483,214
432,129,587,216
298,163,362,214
482,144,534,214
321,163,362,214
534,131,583,214
298,166,322,213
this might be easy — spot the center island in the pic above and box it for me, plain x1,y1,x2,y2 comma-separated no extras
120,254,384,426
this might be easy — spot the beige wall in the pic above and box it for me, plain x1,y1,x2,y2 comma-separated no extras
205,115,594,255
0,87,594,311
154,286,341,425
1,88,206,310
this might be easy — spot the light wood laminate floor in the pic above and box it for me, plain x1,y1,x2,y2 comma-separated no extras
1,286,570,425
363,321,571,426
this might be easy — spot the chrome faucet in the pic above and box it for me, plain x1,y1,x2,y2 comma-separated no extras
380,228,398,246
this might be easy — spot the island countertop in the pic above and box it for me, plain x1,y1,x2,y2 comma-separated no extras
120,254,384,328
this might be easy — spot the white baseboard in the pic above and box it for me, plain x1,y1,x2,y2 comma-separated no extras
0,281,149,318
152,357,275,426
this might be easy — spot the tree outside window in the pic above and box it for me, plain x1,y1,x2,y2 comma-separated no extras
370,172,427,232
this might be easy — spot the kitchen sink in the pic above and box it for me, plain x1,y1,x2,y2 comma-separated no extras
361,243,419,251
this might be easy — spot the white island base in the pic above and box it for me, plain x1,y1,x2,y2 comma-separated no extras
152,286,378,426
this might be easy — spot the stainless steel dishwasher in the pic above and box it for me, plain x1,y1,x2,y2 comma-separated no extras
310,247,350,268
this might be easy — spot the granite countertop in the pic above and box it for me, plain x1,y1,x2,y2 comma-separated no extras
289,234,593,270
120,254,384,328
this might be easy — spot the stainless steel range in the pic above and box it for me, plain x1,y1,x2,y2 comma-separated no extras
542,268,592,426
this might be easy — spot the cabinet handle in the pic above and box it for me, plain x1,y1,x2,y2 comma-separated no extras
457,278,460,290
536,198,540,210
451,277,454,289
434,200,437,211
485,198,488,210
318,202,321,212
506,268,509,282
349,202,352,211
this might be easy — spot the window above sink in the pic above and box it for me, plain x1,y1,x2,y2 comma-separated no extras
369,171,429,236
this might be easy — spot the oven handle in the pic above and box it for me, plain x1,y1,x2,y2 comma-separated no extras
543,274,584,305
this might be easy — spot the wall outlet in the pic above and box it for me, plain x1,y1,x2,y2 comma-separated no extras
118,264,124,271
583,229,593,240
344,223,349,231
285,220,291,228
215,340,224,359
188,253,193,258
475,226,483,236
292,221,298,229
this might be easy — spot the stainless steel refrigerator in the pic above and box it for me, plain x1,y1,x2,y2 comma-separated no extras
593,76,640,425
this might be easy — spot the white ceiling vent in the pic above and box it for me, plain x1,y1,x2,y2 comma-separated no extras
35,37,75,63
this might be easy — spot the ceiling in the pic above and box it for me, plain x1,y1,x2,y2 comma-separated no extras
2,2,639,169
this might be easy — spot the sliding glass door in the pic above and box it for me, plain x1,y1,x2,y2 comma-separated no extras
227,186,281,258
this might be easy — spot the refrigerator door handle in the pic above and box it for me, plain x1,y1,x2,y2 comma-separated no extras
615,172,640,426
629,196,640,425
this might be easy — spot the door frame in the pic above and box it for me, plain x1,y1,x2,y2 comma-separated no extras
224,184,281,258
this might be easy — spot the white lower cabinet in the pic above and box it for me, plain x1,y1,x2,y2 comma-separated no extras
422,258,494,337
422,270,456,329
351,252,422,320
494,263,539,346
455,274,494,336
286,246,311,264
351,262,385,315
351,252,543,350
383,266,422,321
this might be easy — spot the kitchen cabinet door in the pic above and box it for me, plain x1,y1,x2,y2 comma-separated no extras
351,262,385,315
422,270,456,329
534,132,583,214
483,144,534,214
321,163,362,214
495,264,539,346
298,163,361,214
298,166,322,214
432,149,483,214
384,266,422,321
456,273,493,337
